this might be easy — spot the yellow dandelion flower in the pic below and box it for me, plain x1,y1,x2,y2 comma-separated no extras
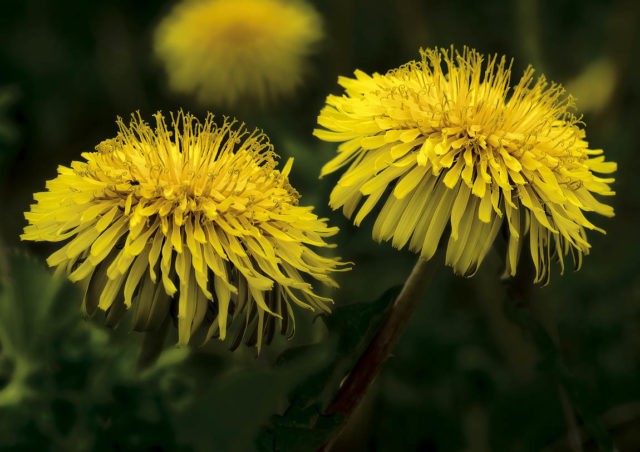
22,111,346,350
314,47,616,283
153,0,323,107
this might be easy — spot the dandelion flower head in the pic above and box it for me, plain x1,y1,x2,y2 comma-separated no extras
154,0,323,107
314,47,616,283
22,111,346,350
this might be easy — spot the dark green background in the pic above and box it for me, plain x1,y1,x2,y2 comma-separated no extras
1,0,639,450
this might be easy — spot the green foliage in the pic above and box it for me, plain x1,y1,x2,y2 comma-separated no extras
0,86,19,174
256,286,401,451
504,298,616,451
0,88,18,140
0,251,343,451
0,251,183,450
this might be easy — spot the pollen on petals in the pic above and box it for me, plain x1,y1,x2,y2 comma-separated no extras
314,46,616,283
22,111,349,351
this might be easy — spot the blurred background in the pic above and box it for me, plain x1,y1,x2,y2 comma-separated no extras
1,0,639,450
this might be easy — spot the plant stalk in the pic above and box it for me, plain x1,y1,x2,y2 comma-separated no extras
502,257,583,452
321,257,436,449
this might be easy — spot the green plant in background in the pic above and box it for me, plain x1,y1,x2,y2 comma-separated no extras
0,86,19,174
0,249,337,451
0,250,185,450
0,251,72,409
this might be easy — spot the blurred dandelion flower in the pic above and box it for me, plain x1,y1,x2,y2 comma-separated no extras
154,0,323,107
22,111,346,350
315,47,616,283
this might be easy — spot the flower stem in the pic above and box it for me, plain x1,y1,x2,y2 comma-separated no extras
502,258,583,452
321,257,436,449
558,384,584,452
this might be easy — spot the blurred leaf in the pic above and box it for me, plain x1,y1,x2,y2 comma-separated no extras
0,86,19,173
0,250,182,449
0,250,78,406
324,285,402,354
0,88,19,132
256,286,401,451
504,298,616,452
256,405,343,452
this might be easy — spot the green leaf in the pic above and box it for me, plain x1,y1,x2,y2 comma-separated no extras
0,86,19,172
503,298,616,452
257,405,343,452
323,285,401,354
256,286,401,451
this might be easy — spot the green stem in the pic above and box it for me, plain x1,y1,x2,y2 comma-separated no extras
558,384,584,452
502,259,583,452
321,258,437,450
515,0,544,71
